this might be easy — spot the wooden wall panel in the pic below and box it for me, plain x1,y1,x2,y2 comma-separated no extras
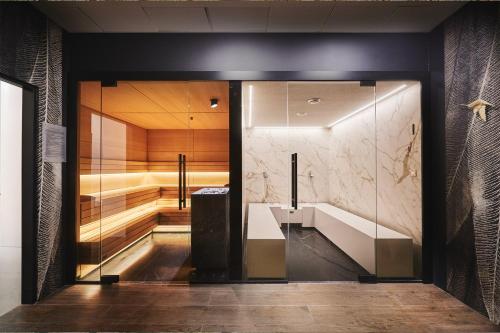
79,81,101,112
147,129,228,163
147,129,193,162
126,124,148,161
80,107,147,162
194,129,229,152
79,106,148,174
79,106,101,163
101,116,147,162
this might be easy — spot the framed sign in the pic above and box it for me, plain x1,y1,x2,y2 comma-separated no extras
42,122,66,163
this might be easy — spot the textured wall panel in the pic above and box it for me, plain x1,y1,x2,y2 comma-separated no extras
445,3,500,323
0,3,64,299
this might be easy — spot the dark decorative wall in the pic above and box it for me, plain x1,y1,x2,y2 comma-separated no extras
445,3,500,323
0,3,64,299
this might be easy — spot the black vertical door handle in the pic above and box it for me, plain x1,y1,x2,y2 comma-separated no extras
182,154,187,208
291,153,298,210
178,153,182,210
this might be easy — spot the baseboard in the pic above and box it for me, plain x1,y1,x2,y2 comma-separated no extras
358,274,377,283
100,275,119,284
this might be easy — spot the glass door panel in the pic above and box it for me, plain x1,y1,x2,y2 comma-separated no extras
98,81,192,280
76,81,102,281
99,82,129,276
374,81,422,279
242,81,289,280
286,81,377,281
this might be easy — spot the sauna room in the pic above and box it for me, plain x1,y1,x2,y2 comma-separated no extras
76,81,229,282
243,81,422,281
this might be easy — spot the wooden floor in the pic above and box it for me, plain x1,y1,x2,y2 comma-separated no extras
0,283,498,332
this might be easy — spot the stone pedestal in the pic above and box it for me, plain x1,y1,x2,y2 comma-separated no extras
191,188,230,271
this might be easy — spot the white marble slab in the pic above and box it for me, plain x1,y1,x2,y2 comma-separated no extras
244,128,330,204
375,83,422,245
329,83,422,245
246,203,286,279
329,105,377,222
244,128,290,203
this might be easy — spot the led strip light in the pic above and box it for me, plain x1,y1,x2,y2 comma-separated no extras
327,84,408,128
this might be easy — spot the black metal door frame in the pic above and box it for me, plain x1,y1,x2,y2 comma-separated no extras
64,70,439,285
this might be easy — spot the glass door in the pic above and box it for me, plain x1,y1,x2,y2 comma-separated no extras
98,81,193,281
285,81,378,281
374,81,422,279
76,80,195,282
242,81,289,280
76,81,102,281
76,80,232,282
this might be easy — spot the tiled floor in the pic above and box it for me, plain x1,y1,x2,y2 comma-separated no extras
84,232,193,282
0,283,498,332
285,226,368,281
116,232,192,282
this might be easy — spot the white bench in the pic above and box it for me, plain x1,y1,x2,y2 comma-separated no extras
314,203,413,277
246,203,286,279
246,203,414,279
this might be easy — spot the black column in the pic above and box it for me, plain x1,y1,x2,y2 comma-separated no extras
229,80,242,281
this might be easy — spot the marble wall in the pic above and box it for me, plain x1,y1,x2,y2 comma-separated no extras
330,83,422,245
244,83,422,248
328,105,377,222
244,128,330,204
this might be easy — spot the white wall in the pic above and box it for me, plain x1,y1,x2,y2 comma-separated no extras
0,80,23,316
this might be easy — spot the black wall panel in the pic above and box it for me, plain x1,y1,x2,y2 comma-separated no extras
68,33,429,73
0,3,64,299
66,31,436,284
443,2,500,323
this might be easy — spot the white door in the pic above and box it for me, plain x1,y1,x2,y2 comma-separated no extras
0,80,23,315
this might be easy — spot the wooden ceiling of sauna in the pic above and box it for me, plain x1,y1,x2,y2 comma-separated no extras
79,81,229,129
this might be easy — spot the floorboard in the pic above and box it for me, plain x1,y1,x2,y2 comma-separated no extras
0,283,498,332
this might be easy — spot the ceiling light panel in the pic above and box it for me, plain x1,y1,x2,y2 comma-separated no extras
208,7,269,32
267,6,332,32
143,7,211,32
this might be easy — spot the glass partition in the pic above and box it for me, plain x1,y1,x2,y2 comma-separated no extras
242,80,422,281
375,81,422,279
242,82,289,280
76,81,229,282
287,81,377,281
76,81,102,281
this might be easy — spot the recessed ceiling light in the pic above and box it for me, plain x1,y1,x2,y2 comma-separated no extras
210,98,218,109
307,97,321,105
296,112,308,117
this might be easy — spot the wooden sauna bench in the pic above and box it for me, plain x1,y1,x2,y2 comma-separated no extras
80,185,162,225
78,185,196,264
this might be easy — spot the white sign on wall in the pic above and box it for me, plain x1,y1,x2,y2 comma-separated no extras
42,122,66,163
